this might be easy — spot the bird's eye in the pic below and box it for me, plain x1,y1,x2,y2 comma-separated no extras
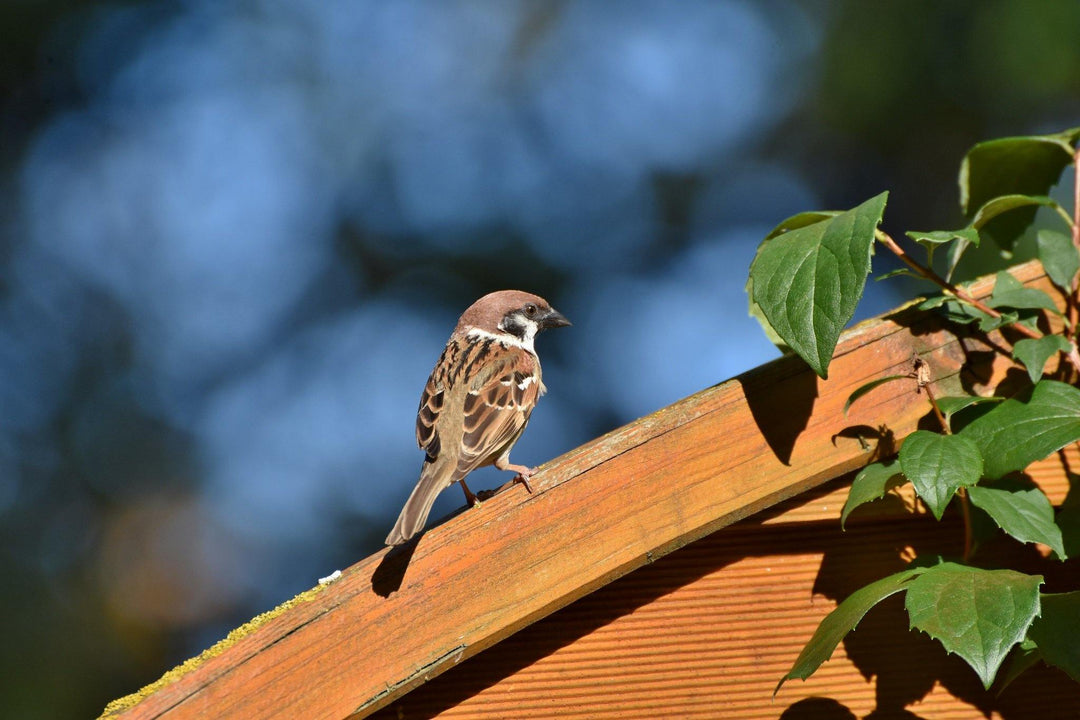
523,303,538,317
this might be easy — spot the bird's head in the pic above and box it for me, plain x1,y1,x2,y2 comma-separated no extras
458,290,571,352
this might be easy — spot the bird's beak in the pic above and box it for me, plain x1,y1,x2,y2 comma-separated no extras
539,308,571,330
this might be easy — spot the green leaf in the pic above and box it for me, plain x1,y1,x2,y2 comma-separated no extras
988,270,1060,314
945,234,976,281
764,210,842,240
748,215,847,354
748,193,887,378
917,294,950,310
1036,229,1080,291
1028,592,1080,683
1012,336,1072,383
967,194,1061,231
745,290,794,354
935,395,1004,423
906,229,981,269
899,431,983,520
960,380,1080,479
841,460,907,529
967,485,1067,559
960,130,1079,250
936,297,980,321
905,563,1043,689
1015,315,1042,333
875,268,922,281
776,567,926,694
976,310,1019,333
906,228,982,247
960,131,1079,215
930,297,1017,331
844,374,910,416
907,228,981,271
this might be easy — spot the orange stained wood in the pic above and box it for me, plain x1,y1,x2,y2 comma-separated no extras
99,260,1073,720
372,458,1079,719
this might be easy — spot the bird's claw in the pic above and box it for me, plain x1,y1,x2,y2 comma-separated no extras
513,467,537,494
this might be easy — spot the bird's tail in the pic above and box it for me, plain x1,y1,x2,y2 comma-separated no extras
385,457,454,546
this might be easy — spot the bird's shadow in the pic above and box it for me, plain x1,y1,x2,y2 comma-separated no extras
370,478,517,597
371,539,420,597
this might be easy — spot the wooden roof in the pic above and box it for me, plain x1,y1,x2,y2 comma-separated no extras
365,458,1073,719
100,259,1061,720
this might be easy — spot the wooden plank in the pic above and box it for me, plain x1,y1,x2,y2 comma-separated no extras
371,478,1079,719
100,260,1062,720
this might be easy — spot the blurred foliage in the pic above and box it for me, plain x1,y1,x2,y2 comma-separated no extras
1,1,1079,718
783,0,1080,235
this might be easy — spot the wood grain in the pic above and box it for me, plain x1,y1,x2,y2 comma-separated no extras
370,486,1079,720
100,260,1066,720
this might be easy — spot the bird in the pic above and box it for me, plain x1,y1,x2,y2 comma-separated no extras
384,290,571,546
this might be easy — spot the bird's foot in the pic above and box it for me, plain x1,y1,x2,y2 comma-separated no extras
494,459,538,493
459,479,481,507
511,465,538,494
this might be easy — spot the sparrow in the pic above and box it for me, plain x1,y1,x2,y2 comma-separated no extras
385,290,571,546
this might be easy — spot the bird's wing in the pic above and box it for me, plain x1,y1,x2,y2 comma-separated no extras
455,349,540,477
416,368,445,460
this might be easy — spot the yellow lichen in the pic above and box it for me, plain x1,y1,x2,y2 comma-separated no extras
98,581,333,718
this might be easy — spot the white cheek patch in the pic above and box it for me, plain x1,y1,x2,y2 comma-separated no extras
469,326,537,354
521,319,539,345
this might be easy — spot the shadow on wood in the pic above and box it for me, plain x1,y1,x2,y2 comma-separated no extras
99,259,1077,720
371,539,419,597
743,360,818,465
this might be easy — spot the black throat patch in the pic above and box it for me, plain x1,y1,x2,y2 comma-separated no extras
501,312,527,339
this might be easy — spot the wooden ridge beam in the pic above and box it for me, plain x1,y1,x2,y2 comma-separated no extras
100,260,1057,720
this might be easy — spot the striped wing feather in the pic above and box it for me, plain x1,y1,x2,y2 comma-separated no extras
416,374,444,460
457,354,540,476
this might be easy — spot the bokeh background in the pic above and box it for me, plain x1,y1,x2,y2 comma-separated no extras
3,1,1079,717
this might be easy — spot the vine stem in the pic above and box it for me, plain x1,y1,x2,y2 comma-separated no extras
922,382,949,436
1066,147,1080,380
918,366,973,562
1074,147,1080,259
1071,148,1080,341
876,229,1080,375
956,487,974,563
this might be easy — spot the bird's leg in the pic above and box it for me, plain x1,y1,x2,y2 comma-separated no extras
459,479,480,507
495,457,537,494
